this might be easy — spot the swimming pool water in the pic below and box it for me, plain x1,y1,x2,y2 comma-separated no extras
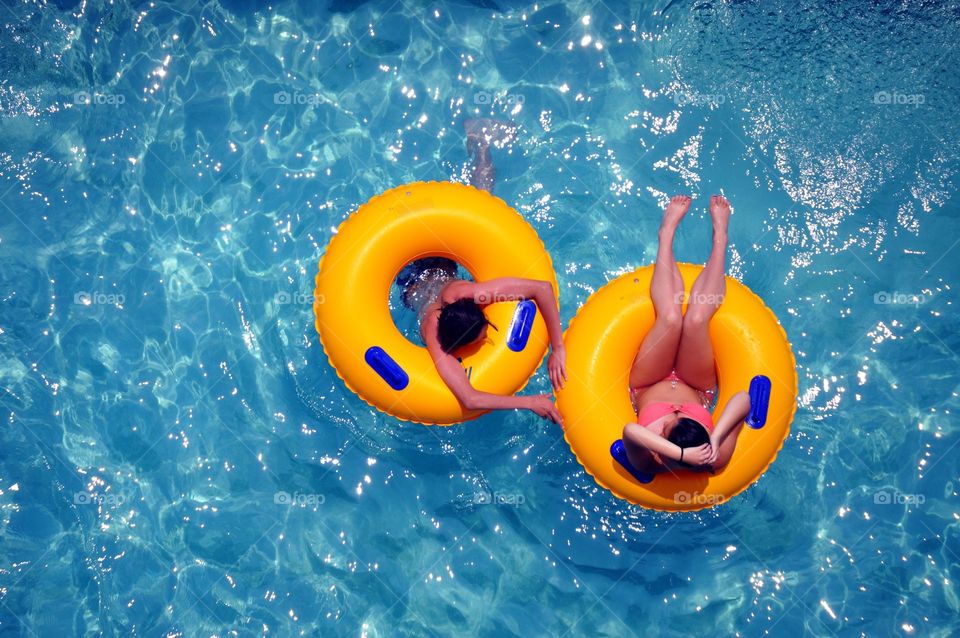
1,0,958,635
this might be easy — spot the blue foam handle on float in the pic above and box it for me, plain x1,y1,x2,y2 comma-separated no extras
364,346,409,391
746,374,771,429
506,300,537,352
610,440,655,484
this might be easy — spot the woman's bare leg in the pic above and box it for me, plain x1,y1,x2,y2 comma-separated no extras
629,195,690,388
674,195,730,391
464,118,516,193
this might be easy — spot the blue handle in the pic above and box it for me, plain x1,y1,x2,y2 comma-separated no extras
364,346,409,391
610,440,655,484
506,300,537,352
746,375,771,429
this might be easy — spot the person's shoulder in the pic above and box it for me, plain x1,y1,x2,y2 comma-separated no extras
440,279,473,303
420,302,440,331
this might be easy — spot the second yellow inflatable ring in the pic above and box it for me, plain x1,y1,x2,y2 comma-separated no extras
314,181,558,425
556,264,797,511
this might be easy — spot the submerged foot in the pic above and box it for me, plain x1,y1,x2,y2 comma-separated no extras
709,194,731,236
661,195,692,233
464,117,517,153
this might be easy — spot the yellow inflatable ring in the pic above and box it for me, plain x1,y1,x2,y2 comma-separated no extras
556,263,797,511
314,181,558,425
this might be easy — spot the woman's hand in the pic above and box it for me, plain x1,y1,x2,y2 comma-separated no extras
680,443,714,467
548,345,567,391
526,394,564,426
707,434,721,463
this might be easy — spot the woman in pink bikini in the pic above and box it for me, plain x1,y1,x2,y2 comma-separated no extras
621,194,752,474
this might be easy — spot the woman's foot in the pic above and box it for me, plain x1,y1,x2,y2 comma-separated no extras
464,118,515,193
661,195,692,234
630,195,690,388
464,117,517,154
709,195,730,238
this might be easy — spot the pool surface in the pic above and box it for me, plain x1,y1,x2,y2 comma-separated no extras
1,0,958,636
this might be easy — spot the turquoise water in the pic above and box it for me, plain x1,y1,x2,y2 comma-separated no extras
1,0,958,635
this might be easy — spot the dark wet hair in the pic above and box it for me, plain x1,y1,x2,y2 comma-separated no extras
668,417,710,465
437,298,494,354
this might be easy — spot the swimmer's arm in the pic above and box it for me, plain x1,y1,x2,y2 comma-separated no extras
425,324,562,422
433,353,523,411
623,422,682,462
468,278,564,350
710,391,751,447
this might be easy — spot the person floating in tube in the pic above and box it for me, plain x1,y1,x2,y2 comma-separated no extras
395,119,566,424
620,195,752,473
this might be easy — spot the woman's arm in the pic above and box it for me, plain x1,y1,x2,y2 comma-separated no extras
710,391,751,448
466,277,567,389
467,278,563,349
623,422,682,462
424,318,563,423
624,422,715,468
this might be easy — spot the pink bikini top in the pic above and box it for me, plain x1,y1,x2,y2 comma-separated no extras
637,402,714,432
